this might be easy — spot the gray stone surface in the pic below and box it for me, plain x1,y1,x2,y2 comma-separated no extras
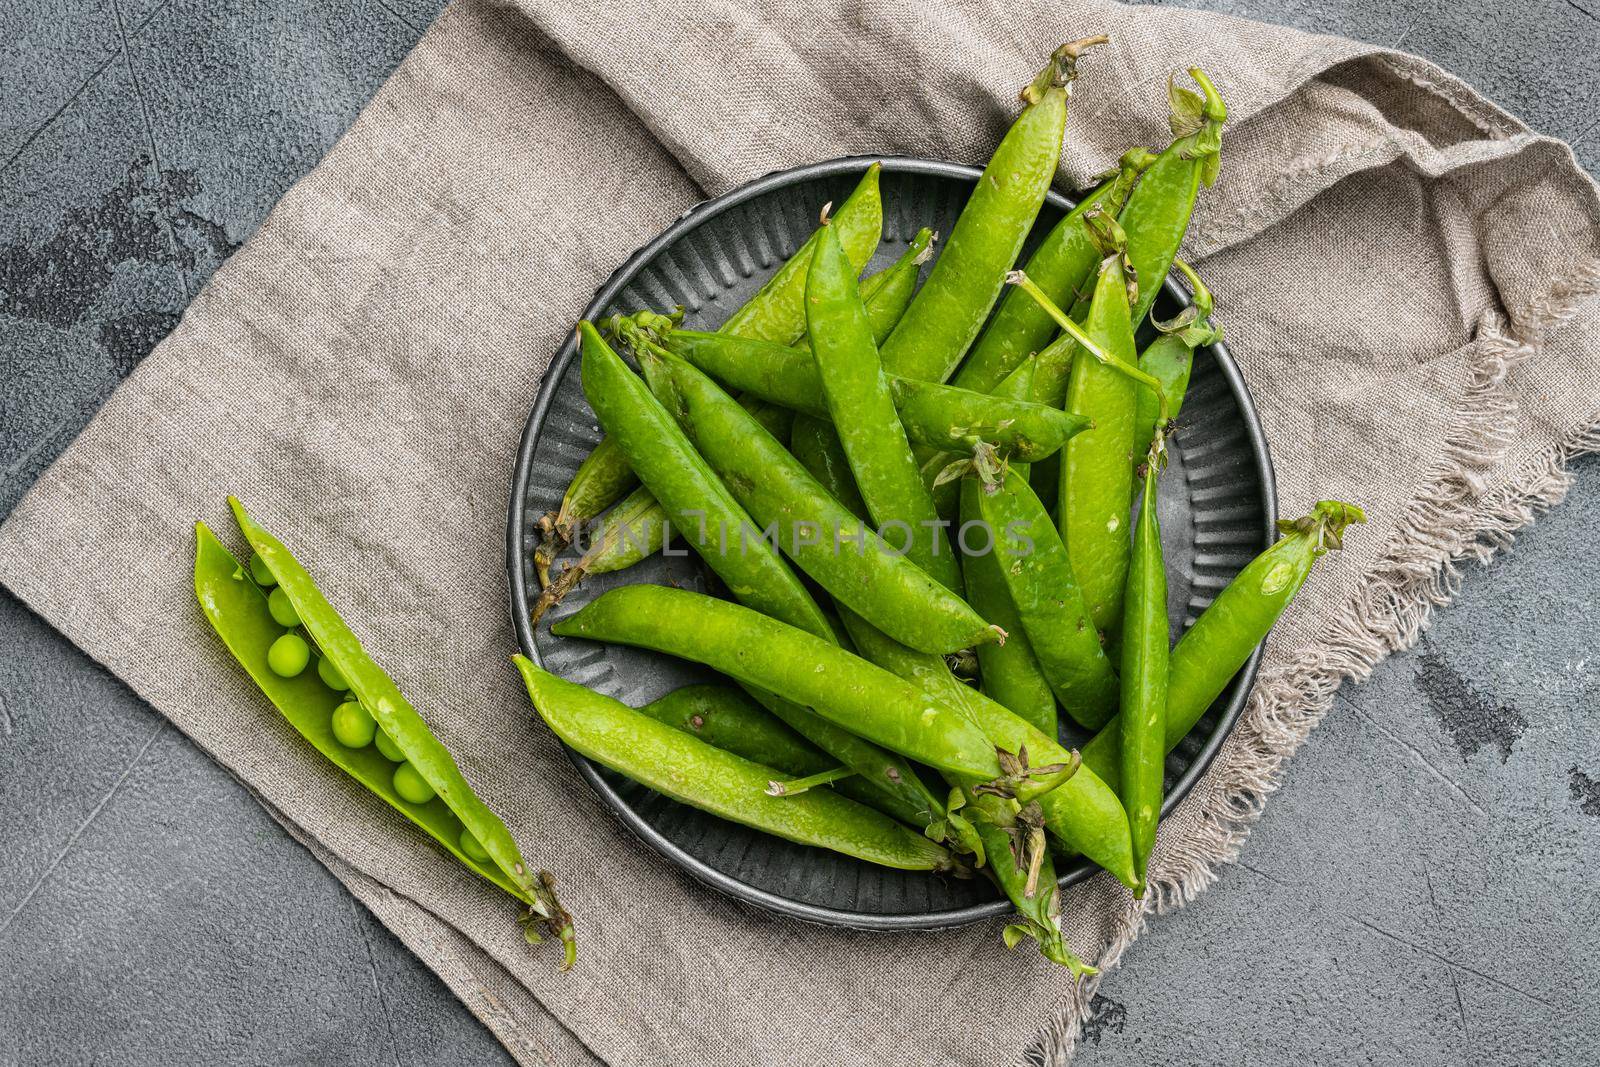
0,0,1595,1063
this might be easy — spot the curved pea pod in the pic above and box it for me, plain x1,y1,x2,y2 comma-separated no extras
837,605,1136,892
1081,501,1366,790
719,162,883,345
1120,448,1169,895
553,586,1065,800
1131,259,1218,463
209,506,575,965
646,351,1000,655
578,321,832,639
971,469,1119,729
878,39,1104,383
1060,215,1142,636
514,658,955,873
807,222,961,592
960,479,1057,737
952,146,1157,395
663,331,1083,462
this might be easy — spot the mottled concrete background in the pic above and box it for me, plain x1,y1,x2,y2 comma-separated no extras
2,1,1597,1063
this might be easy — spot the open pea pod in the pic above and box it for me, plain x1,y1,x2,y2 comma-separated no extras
197,502,575,967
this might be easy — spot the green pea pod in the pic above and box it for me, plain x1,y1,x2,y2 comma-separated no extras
808,222,962,592
878,39,1104,383
987,817,1092,977
514,658,955,873
535,165,886,567
1131,259,1218,463
577,322,831,639
790,414,869,516
888,378,1087,464
837,605,1136,891
646,351,1000,655
207,505,575,964
1060,213,1142,636
1081,501,1367,790
663,331,1084,462
952,146,1157,395
970,469,1119,729
720,162,884,345
960,479,1057,737
554,586,1064,799
533,436,637,585
948,358,1058,737
1121,444,1169,895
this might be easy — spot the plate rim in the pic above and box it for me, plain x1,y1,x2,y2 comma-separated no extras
506,154,1278,930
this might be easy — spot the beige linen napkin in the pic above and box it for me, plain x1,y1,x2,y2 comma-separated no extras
2,0,1597,1063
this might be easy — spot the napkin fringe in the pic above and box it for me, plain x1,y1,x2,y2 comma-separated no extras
1028,257,1600,1066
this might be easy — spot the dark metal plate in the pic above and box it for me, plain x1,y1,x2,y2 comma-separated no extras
507,156,1276,929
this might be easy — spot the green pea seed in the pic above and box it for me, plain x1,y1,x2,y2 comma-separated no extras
459,829,492,864
330,701,376,748
267,586,300,627
248,552,277,587
317,656,350,691
392,762,435,804
374,727,405,762
266,632,310,677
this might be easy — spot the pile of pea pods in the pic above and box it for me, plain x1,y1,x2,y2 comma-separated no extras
193,38,1366,978
526,37,1364,974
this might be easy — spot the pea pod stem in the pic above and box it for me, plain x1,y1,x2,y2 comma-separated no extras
1006,269,1169,427
766,766,854,797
